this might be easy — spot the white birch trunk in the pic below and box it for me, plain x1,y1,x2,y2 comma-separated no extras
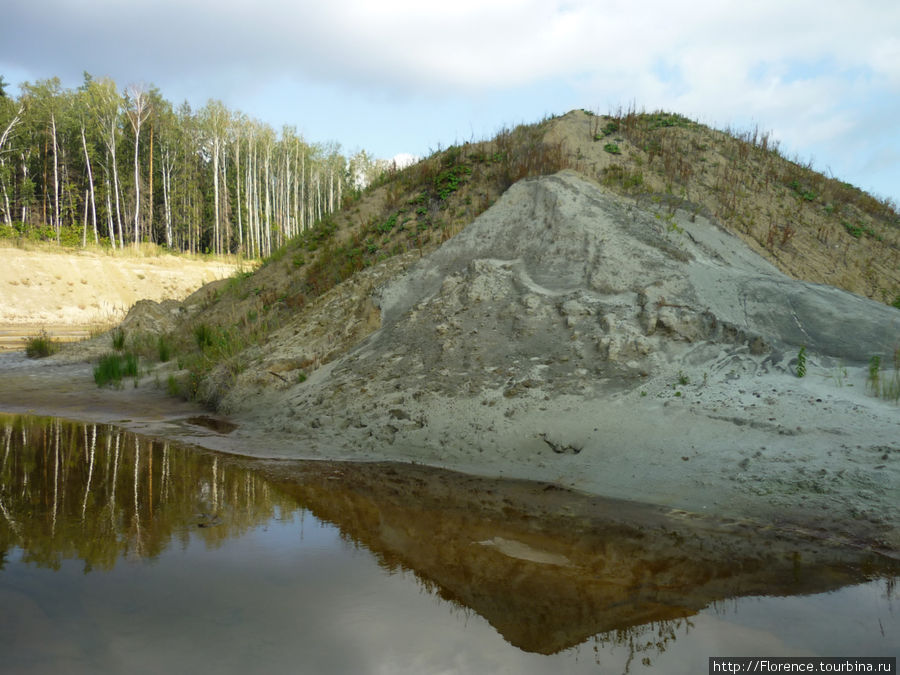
213,136,220,254
80,125,99,243
264,145,272,256
105,175,116,249
133,120,141,247
50,113,61,240
0,160,11,226
235,134,242,254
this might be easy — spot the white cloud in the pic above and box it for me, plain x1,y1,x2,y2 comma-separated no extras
1,0,898,199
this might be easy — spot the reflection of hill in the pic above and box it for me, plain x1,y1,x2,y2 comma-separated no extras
0,415,295,571
258,460,899,655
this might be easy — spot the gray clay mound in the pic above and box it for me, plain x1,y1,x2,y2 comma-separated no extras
335,170,899,398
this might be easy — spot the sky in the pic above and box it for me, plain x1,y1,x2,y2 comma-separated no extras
2,0,898,203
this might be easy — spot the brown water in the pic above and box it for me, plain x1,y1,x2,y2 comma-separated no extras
0,414,897,674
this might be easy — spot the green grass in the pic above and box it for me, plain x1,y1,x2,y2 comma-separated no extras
94,352,139,388
24,330,58,358
166,374,180,397
157,335,172,362
111,327,126,351
194,323,214,349
795,346,807,378
868,349,900,403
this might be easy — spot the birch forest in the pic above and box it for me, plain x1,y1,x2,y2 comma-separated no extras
0,74,376,257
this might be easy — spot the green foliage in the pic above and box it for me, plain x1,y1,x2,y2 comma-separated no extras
867,355,881,394
593,121,621,141
225,269,253,291
24,330,58,359
93,352,139,388
157,335,172,363
377,213,398,233
867,349,900,403
841,220,880,240
299,215,339,252
603,143,622,155
601,164,643,192
893,295,900,310
111,327,126,351
434,164,472,201
677,370,690,386
166,374,180,397
645,112,693,129
0,75,357,257
795,346,807,378
194,323,214,349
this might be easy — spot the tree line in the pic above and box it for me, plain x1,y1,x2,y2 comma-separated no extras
0,74,384,257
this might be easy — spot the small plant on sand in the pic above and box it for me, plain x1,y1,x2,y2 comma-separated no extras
868,349,900,403
111,327,126,351
677,370,690,386
603,143,622,155
795,346,807,378
94,352,139,388
166,374,180,397
827,365,848,387
867,355,881,394
157,335,172,362
25,330,58,358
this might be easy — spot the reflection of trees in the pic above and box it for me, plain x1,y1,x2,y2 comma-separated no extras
0,415,297,571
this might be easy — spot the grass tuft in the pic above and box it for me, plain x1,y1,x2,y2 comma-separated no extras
111,327,126,351
868,348,900,403
25,330,59,358
795,346,807,378
157,335,172,362
94,352,139,388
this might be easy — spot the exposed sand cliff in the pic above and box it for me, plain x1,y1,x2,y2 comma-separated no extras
0,245,240,349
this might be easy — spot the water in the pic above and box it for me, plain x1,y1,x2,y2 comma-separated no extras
0,415,897,674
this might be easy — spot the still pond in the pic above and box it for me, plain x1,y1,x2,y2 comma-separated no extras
0,414,896,673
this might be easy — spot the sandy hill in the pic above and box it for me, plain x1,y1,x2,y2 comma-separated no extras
41,109,900,553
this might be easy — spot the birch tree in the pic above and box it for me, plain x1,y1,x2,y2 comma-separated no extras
199,100,229,254
125,84,150,247
75,86,98,243
0,98,24,226
87,77,125,248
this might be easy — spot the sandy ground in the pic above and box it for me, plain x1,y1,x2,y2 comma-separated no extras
0,245,241,349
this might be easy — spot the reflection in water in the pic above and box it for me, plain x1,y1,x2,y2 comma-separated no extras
261,461,899,658
0,415,293,572
1,414,898,672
